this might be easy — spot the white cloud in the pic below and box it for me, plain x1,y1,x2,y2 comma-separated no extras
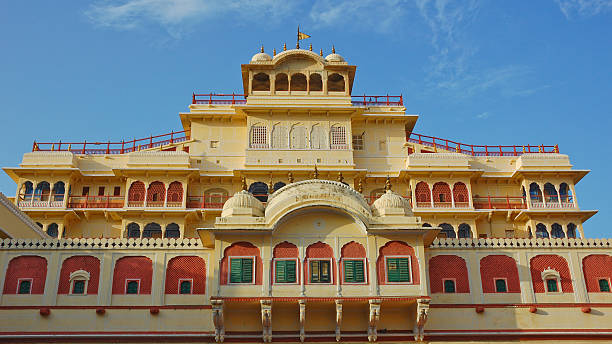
309,0,407,32
555,0,612,19
475,111,490,119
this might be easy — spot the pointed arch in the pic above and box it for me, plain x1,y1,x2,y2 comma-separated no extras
271,123,288,149
128,181,145,207
146,181,165,207
415,182,431,207
310,124,326,149
432,182,452,207
289,124,307,149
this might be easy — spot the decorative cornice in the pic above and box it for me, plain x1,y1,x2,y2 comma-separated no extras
0,238,203,250
430,237,612,249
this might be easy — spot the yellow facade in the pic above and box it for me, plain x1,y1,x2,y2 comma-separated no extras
0,46,609,343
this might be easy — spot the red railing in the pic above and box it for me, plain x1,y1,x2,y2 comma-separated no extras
351,95,403,107
68,196,124,209
192,93,247,105
186,195,232,209
32,130,190,155
406,132,559,157
473,196,527,210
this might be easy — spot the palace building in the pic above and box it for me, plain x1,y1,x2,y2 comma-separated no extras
0,44,610,343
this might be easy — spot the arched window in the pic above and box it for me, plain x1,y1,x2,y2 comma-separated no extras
274,182,286,190
166,181,183,206
128,181,145,207
310,124,326,149
252,73,270,91
36,222,43,229
143,223,162,238
248,182,268,202
165,223,180,238
535,223,549,238
146,182,165,207
529,183,543,203
306,242,335,284
567,223,577,238
289,125,307,149
275,73,288,91
341,241,367,284
126,222,141,238
415,182,431,206
250,124,268,148
52,181,65,201
458,223,472,238
330,125,347,149
422,223,432,227
480,255,520,293
22,181,34,202
271,124,288,149
204,188,229,209
46,223,59,238
112,256,153,295
559,183,573,204
165,256,206,294
221,242,262,285
432,182,452,207
544,183,558,203
2,256,47,295
453,182,469,206
530,254,573,293
439,223,456,238
551,223,565,238
34,181,50,202
57,256,100,295
429,255,470,293
328,73,345,92
309,73,322,91
273,241,299,284
290,73,307,91
528,226,533,238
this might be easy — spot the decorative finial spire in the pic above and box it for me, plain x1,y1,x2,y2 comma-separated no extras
337,172,344,183
268,174,274,194
296,41,300,49
273,48,276,56
385,176,392,191
313,166,319,179
283,43,287,51
309,43,312,51
332,45,336,54
288,171,294,183
357,179,363,193
241,177,247,191
320,48,323,56
261,45,264,53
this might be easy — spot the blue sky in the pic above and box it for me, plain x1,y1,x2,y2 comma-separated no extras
1,0,611,237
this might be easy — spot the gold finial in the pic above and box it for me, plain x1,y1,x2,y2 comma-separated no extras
241,177,247,191
296,41,300,49
357,179,363,193
309,43,312,51
313,166,319,179
385,176,392,191
273,48,276,56
332,45,336,54
456,144,461,153
320,48,323,56
554,144,559,153
288,171,294,183
337,172,344,183
522,146,526,153
51,144,55,151
283,43,287,51
268,175,274,194
68,144,72,151
260,45,264,53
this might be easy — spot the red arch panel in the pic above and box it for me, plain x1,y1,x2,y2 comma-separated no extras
3,256,47,294
305,242,336,285
112,256,153,294
530,254,574,293
57,255,100,294
167,181,183,203
341,241,366,258
480,255,520,293
128,181,145,201
377,241,420,285
415,182,431,202
583,254,612,292
273,241,299,258
165,256,206,294
429,255,470,293
220,242,263,285
432,182,451,203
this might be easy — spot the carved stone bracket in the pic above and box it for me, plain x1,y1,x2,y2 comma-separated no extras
299,300,306,342
335,300,343,342
211,300,225,343
414,298,430,342
261,300,273,343
368,299,381,342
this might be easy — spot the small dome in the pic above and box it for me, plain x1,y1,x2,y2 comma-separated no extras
221,190,265,217
251,52,272,63
371,190,412,217
325,53,345,62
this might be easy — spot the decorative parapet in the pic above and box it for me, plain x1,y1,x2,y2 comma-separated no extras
430,237,612,249
0,238,204,250
127,151,190,168
20,151,76,168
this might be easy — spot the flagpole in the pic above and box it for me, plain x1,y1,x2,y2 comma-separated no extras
297,25,300,49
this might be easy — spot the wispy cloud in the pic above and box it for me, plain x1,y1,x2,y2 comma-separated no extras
85,0,294,38
309,0,407,33
555,0,612,19
475,111,490,119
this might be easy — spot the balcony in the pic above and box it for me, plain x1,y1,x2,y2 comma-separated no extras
68,196,124,209
192,93,404,107
186,195,231,209
18,194,64,208
529,195,575,209
473,196,527,210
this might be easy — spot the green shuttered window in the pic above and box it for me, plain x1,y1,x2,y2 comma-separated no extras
18,280,32,294
443,279,456,293
72,280,85,294
310,260,331,283
599,279,611,292
546,278,558,292
343,260,365,283
386,257,411,283
126,280,139,294
495,279,507,293
230,258,254,283
275,260,297,283
179,280,192,294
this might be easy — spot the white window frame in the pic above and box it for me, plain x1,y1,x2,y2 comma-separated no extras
69,269,91,296
384,255,412,285
330,125,347,150
541,268,563,293
16,278,33,294
306,257,334,285
597,277,611,292
178,278,194,294
228,256,256,285
352,133,364,151
272,257,300,285
341,257,368,285
442,278,457,293
250,125,268,149
125,278,141,295
493,277,508,293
